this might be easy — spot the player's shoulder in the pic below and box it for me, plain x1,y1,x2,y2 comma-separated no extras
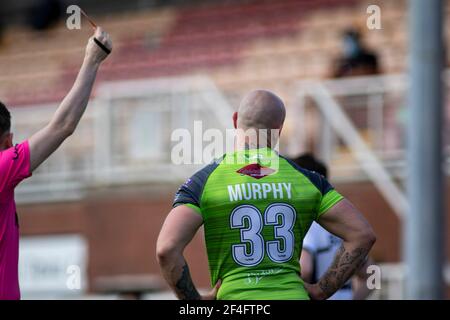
278,154,332,195
181,156,225,190
195,155,225,179
0,142,26,162
173,156,225,208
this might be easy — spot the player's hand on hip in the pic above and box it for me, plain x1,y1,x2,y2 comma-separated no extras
201,280,221,300
85,27,112,64
304,282,327,300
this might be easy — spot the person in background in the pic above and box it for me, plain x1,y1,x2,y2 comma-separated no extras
27,0,62,31
332,29,379,78
295,153,374,300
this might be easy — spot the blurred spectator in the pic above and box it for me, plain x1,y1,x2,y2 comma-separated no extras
332,29,380,78
27,0,62,31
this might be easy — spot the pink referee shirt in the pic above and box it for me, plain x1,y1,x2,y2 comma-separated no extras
0,141,32,300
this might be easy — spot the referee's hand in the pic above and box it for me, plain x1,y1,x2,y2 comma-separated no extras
85,27,112,64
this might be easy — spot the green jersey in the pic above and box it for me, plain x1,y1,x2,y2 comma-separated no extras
173,147,343,300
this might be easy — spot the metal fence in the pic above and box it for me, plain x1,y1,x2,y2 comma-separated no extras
291,73,450,218
12,73,450,210
13,76,235,203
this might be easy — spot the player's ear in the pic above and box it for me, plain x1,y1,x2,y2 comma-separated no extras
232,112,238,129
0,132,12,150
5,132,13,149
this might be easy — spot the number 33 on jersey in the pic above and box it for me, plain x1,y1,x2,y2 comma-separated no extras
173,147,343,300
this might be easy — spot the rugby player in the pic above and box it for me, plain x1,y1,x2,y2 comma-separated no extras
157,90,376,300
0,27,112,300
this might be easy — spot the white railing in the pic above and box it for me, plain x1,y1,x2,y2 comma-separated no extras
370,263,450,300
12,73,450,207
12,76,235,204
291,73,450,219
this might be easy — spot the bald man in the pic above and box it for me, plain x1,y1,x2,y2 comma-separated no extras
157,90,376,300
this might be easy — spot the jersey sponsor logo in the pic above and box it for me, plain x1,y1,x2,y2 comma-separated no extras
245,267,283,285
227,182,292,202
236,163,275,179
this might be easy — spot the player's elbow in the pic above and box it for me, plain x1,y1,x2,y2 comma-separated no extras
346,223,376,249
156,246,170,263
49,121,77,139
60,122,77,138
357,226,377,248
156,242,180,265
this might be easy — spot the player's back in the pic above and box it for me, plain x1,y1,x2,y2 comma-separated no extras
173,147,343,300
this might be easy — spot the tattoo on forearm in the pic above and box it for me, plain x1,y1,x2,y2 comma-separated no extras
318,245,368,298
175,264,201,300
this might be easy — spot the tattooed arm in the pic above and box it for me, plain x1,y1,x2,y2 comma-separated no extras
352,257,375,300
157,205,219,300
304,199,376,300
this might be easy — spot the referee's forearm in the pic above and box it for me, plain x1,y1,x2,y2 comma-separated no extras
49,57,100,136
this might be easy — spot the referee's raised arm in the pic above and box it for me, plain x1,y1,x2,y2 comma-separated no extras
29,27,112,172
